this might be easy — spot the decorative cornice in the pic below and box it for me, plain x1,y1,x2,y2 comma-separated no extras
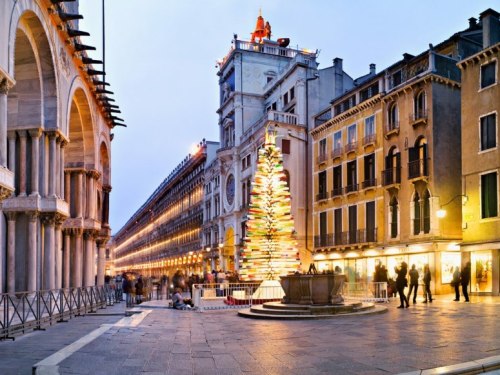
457,42,500,69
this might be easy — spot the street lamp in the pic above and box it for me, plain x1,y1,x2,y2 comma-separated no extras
436,194,468,218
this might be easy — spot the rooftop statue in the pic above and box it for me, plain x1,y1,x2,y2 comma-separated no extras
250,10,271,43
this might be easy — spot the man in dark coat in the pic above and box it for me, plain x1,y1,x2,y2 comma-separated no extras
395,262,409,309
461,262,471,302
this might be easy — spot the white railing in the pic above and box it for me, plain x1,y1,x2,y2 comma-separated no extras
192,282,284,312
342,282,389,303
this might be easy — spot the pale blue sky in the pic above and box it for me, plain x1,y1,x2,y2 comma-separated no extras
78,0,497,233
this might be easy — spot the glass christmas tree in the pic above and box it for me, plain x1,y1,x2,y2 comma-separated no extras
239,128,301,281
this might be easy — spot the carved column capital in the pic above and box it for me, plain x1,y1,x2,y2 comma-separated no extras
17,130,27,138
87,169,101,180
0,78,14,95
46,130,58,140
0,186,13,201
7,130,17,140
41,213,56,226
72,228,83,237
27,211,39,222
83,229,96,240
55,213,66,228
28,128,42,139
5,212,17,221
103,184,112,193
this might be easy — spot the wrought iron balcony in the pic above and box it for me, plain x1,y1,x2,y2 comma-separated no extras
331,187,343,198
345,141,358,154
362,178,377,189
317,152,328,165
316,191,329,202
384,121,400,136
382,167,401,186
331,147,343,160
408,158,429,179
409,109,428,127
362,133,377,147
345,183,359,194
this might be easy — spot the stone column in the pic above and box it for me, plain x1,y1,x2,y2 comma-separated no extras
76,171,83,218
87,171,95,220
296,78,307,125
59,140,67,199
27,212,39,292
48,131,57,197
72,229,83,287
6,212,16,294
29,129,41,197
55,136,61,198
0,79,11,167
63,229,71,288
64,171,71,203
83,230,94,287
55,215,64,289
18,131,27,196
7,131,16,173
96,241,106,286
42,214,56,290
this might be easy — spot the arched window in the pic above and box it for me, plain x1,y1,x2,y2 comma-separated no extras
388,103,398,131
390,196,398,238
413,192,421,235
384,147,401,185
423,189,430,234
414,90,426,120
408,137,428,178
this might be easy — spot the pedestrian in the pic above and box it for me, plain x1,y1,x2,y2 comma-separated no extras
461,261,471,302
422,264,432,303
172,288,193,310
407,264,419,304
395,261,409,309
452,266,461,301
135,276,144,304
123,274,133,307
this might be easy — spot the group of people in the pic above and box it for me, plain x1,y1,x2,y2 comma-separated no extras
392,261,471,309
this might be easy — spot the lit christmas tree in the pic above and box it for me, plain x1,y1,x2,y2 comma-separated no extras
239,128,301,281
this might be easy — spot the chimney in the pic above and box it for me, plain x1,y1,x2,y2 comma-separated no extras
333,58,343,98
468,17,477,28
479,8,500,48
369,63,376,75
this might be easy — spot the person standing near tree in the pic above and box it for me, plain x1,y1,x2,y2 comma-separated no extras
461,262,471,302
407,264,419,304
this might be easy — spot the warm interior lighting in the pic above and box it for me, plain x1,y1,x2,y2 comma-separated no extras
437,209,446,218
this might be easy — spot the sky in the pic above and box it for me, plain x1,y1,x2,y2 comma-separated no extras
78,0,498,233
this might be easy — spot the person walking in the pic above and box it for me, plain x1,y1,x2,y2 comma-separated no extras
461,261,471,302
407,264,419,304
452,266,461,301
135,276,144,304
395,261,409,309
422,264,433,303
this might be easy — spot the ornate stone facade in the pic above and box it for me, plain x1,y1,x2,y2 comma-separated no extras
0,1,115,292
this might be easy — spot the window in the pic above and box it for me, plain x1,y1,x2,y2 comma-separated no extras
282,139,290,154
481,172,498,218
317,171,327,200
363,154,376,188
414,91,426,120
346,124,357,152
422,190,430,234
390,196,398,238
333,131,342,156
480,113,496,151
290,87,295,100
319,212,327,246
205,201,212,221
346,160,357,193
242,154,252,170
283,92,289,106
388,103,398,130
365,116,375,137
481,61,496,89
332,165,342,196
366,201,375,242
408,139,428,179
413,192,421,235
348,205,357,244
334,208,342,245
360,83,379,102
214,195,220,216
392,71,402,87
319,138,327,157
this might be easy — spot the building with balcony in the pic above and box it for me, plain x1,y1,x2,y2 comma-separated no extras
311,15,484,294
211,13,354,272
458,9,500,296
0,1,117,293
113,141,218,278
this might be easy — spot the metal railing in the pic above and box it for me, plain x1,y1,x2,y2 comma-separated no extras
0,286,118,340
192,282,283,311
342,282,389,303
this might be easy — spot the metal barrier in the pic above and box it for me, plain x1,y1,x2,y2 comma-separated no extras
192,282,284,311
0,286,119,340
342,282,389,303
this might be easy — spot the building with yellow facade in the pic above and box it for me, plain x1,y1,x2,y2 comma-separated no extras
311,19,484,294
458,9,500,296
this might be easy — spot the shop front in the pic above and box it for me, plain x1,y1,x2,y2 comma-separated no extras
461,244,499,296
314,243,463,295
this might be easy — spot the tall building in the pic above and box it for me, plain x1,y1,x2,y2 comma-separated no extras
0,1,118,293
458,9,500,296
207,12,354,272
311,16,483,294
113,141,218,277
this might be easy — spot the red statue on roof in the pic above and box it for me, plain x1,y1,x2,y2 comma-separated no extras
251,10,271,43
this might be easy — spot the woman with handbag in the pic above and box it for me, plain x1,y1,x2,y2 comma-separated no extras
395,262,410,309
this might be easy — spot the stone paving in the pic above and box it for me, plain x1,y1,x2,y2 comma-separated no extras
0,295,499,375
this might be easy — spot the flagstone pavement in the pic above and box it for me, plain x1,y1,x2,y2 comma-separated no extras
1,295,500,375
